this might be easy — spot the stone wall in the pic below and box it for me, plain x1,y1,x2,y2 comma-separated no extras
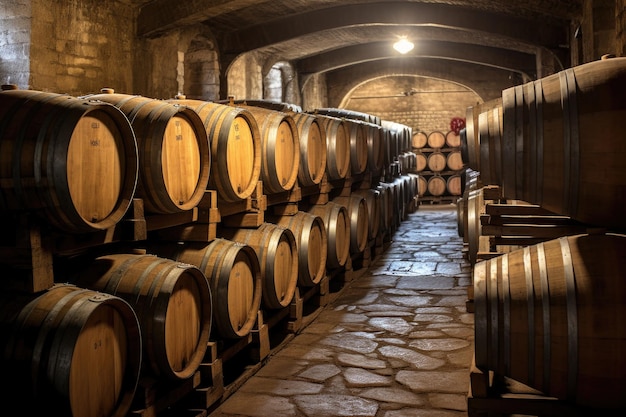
1,0,31,89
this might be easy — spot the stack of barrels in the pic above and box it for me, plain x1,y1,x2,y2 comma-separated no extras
411,129,465,200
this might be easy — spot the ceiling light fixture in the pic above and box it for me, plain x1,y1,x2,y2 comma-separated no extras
393,37,414,54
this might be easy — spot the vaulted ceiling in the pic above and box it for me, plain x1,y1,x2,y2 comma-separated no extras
133,1,579,92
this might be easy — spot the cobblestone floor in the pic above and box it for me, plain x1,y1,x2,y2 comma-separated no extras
209,204,474,417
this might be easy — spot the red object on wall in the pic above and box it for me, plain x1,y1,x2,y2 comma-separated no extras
450,117,466,135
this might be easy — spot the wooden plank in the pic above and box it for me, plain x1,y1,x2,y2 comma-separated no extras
485,203,556,216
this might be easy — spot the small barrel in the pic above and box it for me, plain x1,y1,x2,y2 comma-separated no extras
152,239,263,339
427,130,446,149
412,131,428,149
268,211,328,287
308,201,351,269
415,151,427,172
291,112,327,186
427,175,447,196
446,150,465,171
446,174,462,196
169,98,262,202
427,151,447,172
445,129,461,147
314,114,351,180
239,105,300,194
332,194,370,255
220,223,298,309
474,233,626,409
73,253,212,380
89,90,210,214
0,283,142,417
0,89,138,233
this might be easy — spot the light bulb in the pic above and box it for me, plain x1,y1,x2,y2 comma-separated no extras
393,37,414,54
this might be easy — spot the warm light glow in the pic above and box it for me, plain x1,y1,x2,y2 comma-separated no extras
393,37,414,54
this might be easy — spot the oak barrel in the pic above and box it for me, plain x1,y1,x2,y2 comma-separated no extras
315,114,351,180
446,174,462,196
332,194,369,254
345,119,369,175
463,97,502,172
0,89,138,233
412,131,428,149
268,211,328,287
426,175,447,196
308,201,351,269
0,283,142,417
169,98,262,202
415,152,427,172
220,223,298,309
427,130,446,149
474,233,626,408
445,129,461,148
239,105,300,194
291,112,327,186
353,188,381,241
152,239,262,339
365,122,384,174
427,151,447,172
89,90,210,213
73,254,212,380
446,150,464,171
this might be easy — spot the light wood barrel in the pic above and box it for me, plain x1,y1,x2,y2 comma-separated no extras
0,90,138,233
427,175,447,196
333,194,369,254
427,130,446,149
427,152,447,172
220,223,298,309
73,254,212,380
291,112,327,186
446,174,462,196
169,98,262,202
415,152,427,172
445,130,461,147
0,283,141,417
466,187,484,264
345,119,369,175
89,91,210,213
308,202,350,269
268,211,328,287
153,239,262,339
412,131,428,149
463,97,503,172
239,105,300,194
315,114,351,180
365,122,384,174
353,188,381,241
417,175,427,197
474,233,626,409
446,150,465,171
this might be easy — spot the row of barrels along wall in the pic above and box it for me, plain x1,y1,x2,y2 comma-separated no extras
411,129,465,199
0,86,418,417
456,57,626,411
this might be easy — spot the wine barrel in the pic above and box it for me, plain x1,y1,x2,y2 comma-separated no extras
332,194,369,254
353,188,381,241
220,223,298,309
446,174,462,196
308,202,350,269
415,151,427,172
345,119,369,175
446,150,465,171
427,130,446,149
498,57,626,229
376,183,394,236
417,175,428,197
365,122,384,174
238,105,300,194
291,112,327,186
88,90,210,214
463,97,503,172
445,129,461,148
168,98,262,202
314,114,351,180
474,233,626,409
412,131,428,149
466,187,484,264
477,105,503,186
427,175,447,197
151,239,262,339
268,211,328,287
0,89,138,233
0,283,141,417
73,254,212,380
427,152,447,172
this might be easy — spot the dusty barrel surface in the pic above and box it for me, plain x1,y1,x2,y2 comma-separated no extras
152,239,262,339
220,223,298,309
268,211,328,287
0,283,142,417
88,91,210,213
169,98,262,202
308,201,351,269
239,105,300,194
73,253,212,380
473,233,626,409
291,112,327,186
0,89,138,233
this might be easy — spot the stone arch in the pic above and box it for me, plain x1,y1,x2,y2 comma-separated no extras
184,33,220,100
263,61,298,104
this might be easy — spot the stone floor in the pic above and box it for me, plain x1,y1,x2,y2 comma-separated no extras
209,204,474,417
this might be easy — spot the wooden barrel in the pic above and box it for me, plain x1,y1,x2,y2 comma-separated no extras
73,253,212,380
0,283,141,417
375,183,394,236
220,223,298,309
415,151,427,172
398,151,417,173
151,239,262,339
365,122,384,174
474,233,626,409
446,174,462,196
88,90,210,213
417,175,428,197
0,89,138,233
477,105,503,186
466,187,484,264
332,194,369,254
498,57,626,229
268,211,328,287
353,188,381,241
446,150,465,171
308,202,350,269
427,151,447,172
445,129,461,147
315,114,351,180
412,131,428,149
427,175,447,196
345,119,369,175
238,105,300,194
463,97,503,173
427,130,446,149
169,98,262,202
291,112,327,186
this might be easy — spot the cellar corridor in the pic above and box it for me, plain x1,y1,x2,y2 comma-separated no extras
208,204,474,417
